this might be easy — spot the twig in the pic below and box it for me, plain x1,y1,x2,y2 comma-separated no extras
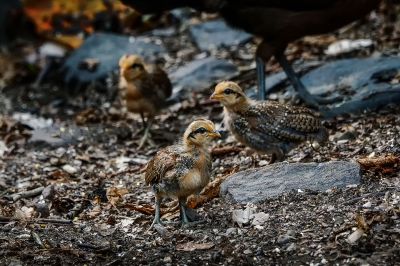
4,186,44,201
0,216,73,224
342,189,398,206
211,146,242,156
31,231,45,248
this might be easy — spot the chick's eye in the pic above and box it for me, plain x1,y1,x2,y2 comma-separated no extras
131,63,143,69
224,88,234,95
196,127,207,134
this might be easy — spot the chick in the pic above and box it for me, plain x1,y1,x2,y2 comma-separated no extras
211,81,328,163
119,54,172,149
145,119,221,227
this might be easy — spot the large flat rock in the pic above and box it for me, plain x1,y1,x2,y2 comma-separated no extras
61,33,166,86
190,19,252,51
169,57,238,102
220,161,361,204
247,56,400,117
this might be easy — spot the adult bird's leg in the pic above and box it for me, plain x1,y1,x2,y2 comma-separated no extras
256,57,267,100
149,194,163,229
276,53,342,107
138,116,155,149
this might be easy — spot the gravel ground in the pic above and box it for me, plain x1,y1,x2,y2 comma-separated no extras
1,5,400,266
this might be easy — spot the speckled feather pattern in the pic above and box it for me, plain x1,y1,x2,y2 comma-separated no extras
224,100,328,158
145,143,212,198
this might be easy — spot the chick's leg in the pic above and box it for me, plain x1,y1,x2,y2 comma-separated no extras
276,53,342,108
178,198,190,225
179,198,205,226
138,116,155,149
150,194,163,228
132,112,147,138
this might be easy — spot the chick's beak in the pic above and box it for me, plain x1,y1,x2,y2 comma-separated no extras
209,130,221,139
210,93,222,101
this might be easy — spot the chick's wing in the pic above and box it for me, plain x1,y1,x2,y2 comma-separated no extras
245,101,322,142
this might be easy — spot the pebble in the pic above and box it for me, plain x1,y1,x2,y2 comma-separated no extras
62,164,78,174
362,201,372,208
163,256,172,263
226,228,237,236
286,243,296,252
243,249,252,255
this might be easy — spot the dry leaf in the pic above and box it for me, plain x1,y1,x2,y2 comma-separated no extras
187,169,238,209
106,187,129,206
14,206,36,220
358,154,400,175
176,242,214,252
123,203,154,215
355,213,369,231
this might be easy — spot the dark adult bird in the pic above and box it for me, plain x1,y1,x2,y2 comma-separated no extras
120,0,382,112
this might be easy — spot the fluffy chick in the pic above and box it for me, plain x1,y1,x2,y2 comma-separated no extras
211,81,328,163
145,119,221,227
119,54,172,149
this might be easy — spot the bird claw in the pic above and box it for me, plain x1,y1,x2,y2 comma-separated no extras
313,94,343,105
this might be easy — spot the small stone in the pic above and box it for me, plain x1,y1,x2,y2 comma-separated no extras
42,185,55,200
50,157,59,165
337,139,349,145
347,228,364,244
258,160,269,167
286,243,296,252
311,141,320,149
277,234,294,244
362,201,372,208
62,164,78,175
225,228,237,235
326,205,335,211
251,212,269,226
163,257,172,263
243,249,252,255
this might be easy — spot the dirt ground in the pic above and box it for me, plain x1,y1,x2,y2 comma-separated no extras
1,4,400,266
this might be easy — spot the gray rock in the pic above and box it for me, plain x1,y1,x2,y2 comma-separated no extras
28,126,79,148
220,161,360,204
300,57,400,96
249,56,400,117
61,33,166,86
169,57,238,101
190,19,252,51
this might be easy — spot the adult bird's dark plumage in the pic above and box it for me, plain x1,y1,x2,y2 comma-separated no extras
120,0,382,113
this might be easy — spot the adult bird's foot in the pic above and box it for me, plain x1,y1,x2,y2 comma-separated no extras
312,94,343,105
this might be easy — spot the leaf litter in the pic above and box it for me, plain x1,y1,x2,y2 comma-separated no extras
0,4,400,266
